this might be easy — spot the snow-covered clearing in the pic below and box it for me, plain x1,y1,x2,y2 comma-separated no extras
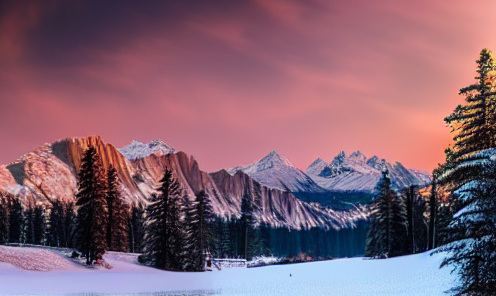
0,246,458,296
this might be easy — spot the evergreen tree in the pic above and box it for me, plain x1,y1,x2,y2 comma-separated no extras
24,205,35,245
182,190,215,271
196,190,213,269
0,192,9,244
428,172,437,250
129,205,145,253
47,200,65,247
8,197,25,244
435,150,496,295
33,204,46,245
443,49,496,187
219,218,231,258
241,194,255,260
106,166,129,252
182,195,199,271
64,202,75,248
365,168,407,258
74,147,108,265
402,186,428,254
144,168,184,270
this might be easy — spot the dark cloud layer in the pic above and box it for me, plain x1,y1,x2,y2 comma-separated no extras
1,0,495,172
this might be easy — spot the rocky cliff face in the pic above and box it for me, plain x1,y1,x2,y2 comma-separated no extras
0,136,364,230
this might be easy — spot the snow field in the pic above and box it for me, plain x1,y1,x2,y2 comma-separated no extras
0,246,458,296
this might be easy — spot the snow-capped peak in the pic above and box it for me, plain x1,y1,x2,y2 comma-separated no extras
306,158,328,176
226,151,325,193
258,150,295,169
366,156,384,170
228,151,294,175
349,150,366,161
118,139,175,161
330,151,346,167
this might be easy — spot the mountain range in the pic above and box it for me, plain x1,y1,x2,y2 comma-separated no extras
0,136,430,230
227,149,431,201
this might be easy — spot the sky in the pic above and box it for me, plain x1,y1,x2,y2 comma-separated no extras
1,0,495,173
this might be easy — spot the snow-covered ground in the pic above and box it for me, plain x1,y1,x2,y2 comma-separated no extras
0,246,458,296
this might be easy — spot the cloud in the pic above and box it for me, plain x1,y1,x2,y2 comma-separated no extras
0,0,495,172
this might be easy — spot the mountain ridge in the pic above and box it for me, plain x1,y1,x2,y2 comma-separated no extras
0,136,365,230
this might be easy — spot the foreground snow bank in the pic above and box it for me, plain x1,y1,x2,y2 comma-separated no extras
0,247,457,296
0,246,84,271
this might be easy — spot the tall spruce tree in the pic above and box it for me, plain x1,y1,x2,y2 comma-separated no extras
106,166,129,252
435,152,496,294
129,205,145,253
196,190,213,269
47,200,65,247
183,190,214,271
144,168,184,270
0,192,9,244
443,49,496,187
64,202,75,248
24,205,35,245
8,197,25,244
33,204,46,245
241,194,255,260
402,186,428,254
365,168,407,258
182,195,199,271
428,172,438,250
74,147,108,265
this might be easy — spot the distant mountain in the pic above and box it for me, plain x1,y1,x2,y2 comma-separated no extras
306,150,431,193
227,151,326,193
0,136,364,231
118,139,175,161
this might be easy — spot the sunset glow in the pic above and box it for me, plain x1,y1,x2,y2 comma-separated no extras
1,0,496,172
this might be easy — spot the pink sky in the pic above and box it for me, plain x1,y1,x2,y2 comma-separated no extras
1,0,495,173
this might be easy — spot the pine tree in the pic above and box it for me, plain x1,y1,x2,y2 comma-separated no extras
64,202,75,248
404,186,415,254
428,172,437,250
47,200,65,247
196,190,213,269
220,219,231,258
8,197,25,244
365,168,407,258
106,166,129,252
24,205,35,245
182,195,199,271
443,49,496,187
0,192,9,244
33,204,46,245
74,147,108,265
241,194,255,260
144,167,184,270
129,205,145,253
435,150,496,295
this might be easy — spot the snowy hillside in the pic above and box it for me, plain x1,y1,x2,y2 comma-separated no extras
306,150,431,193
0,246,457,295
227,151,326,193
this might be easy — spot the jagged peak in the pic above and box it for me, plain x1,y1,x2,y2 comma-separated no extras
366,155,384,170
259,150,294,168
349,150,366,161
309,157,326,166
118,139,175,161
330,151,346,166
